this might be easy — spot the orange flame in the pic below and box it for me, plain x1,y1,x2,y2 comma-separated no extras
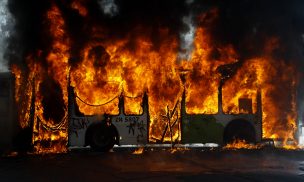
132,147,144,155
12,4,299,153
223,139,259,150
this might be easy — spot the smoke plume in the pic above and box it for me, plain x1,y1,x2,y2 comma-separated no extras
0,0,13,72
98,0,119,17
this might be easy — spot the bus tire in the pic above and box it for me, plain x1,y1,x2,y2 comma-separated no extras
87,124,116,152
223,119,256,145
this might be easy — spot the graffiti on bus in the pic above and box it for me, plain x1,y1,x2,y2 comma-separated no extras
70,117,90,137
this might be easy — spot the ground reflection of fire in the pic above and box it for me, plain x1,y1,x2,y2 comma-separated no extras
10,1,299,153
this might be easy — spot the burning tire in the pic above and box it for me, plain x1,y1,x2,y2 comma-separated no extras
223,119,256,144
86,123,116,152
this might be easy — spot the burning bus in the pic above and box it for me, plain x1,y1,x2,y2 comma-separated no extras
4,1,303,153
1,65,298,152
67,71,263,151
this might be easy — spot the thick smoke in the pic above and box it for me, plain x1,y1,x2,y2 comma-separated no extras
6,0,52,69
178,0,196,61
98,0,119,17
0,0,13,72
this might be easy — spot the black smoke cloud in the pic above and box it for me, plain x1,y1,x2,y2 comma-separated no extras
205,0,304,66
6,0,52,68
6,0,304,69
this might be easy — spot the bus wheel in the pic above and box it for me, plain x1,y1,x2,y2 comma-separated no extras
223,119,256,145
88,124,115,152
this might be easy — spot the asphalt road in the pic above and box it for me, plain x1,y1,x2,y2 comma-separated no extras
1,148,304,182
